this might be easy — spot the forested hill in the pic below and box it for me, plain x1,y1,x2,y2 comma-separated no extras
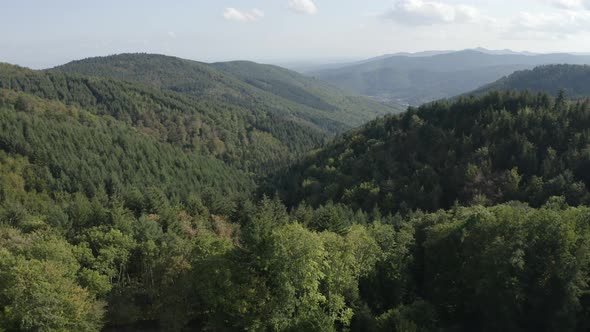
210,60,401,126
1,60,382,173
0,88,253,198
273,91,590,214
471,64,590,98
53,53,401,130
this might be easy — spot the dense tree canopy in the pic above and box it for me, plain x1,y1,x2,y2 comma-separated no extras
4,56,590,331
0,63,327,173
0,89,252,199
54,54,401,129
473,64,590,99
273,91,590,214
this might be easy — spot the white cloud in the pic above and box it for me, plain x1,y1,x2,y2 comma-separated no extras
288,0,318,15
167,31,177,39
550,0,590,9
223,7,265,22
519,11,579,31
379,0,590,39
381,0,482,25
504,10,590,36
511,0,590,36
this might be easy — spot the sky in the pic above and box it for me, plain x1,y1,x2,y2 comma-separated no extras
2,0,590,68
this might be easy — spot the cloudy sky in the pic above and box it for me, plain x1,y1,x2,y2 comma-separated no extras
2,0,590,68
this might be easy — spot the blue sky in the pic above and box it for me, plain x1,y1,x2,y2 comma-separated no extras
2,0,590,68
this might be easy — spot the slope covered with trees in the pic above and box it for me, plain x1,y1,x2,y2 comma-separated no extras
0,62,327,173
472,64,590,98
0,89,252,198
273,91,590,214
53,53,401,132
3,136,590,331
211,60,403,126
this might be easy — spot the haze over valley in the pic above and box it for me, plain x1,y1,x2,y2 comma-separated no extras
305,49,590,105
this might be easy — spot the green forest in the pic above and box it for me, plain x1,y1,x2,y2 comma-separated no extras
2,55,590,332
274,90,590,213
473,64,590,98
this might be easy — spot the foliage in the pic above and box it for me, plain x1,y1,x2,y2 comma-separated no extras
474,64,590,99
0,89,253,199
0,228,104,331
274,91,590,214
4,55,590,332
0,62,325,173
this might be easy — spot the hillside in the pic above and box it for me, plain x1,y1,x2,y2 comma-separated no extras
272,91,590,213
0,62,335,173
53,53,402,131
471,64,590,98
211,60,403,126
6,60,590,331
310,50,590,105
0,89,253,198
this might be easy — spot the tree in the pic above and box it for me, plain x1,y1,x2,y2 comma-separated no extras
0,228,104,331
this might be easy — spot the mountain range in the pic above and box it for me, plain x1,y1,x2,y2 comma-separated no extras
0,54,401,176
53,53,402,132
307,49,590,105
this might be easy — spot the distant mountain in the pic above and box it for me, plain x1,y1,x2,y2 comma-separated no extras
469,47,537,56
210,60,404,126
309,50,590,105
470,64,590,98
388,48,535,58
371,50,453,59
293,48,537,73
274,58,363,73
54,54,402,133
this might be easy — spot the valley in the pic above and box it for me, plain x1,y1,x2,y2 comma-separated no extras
308,50,590,105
